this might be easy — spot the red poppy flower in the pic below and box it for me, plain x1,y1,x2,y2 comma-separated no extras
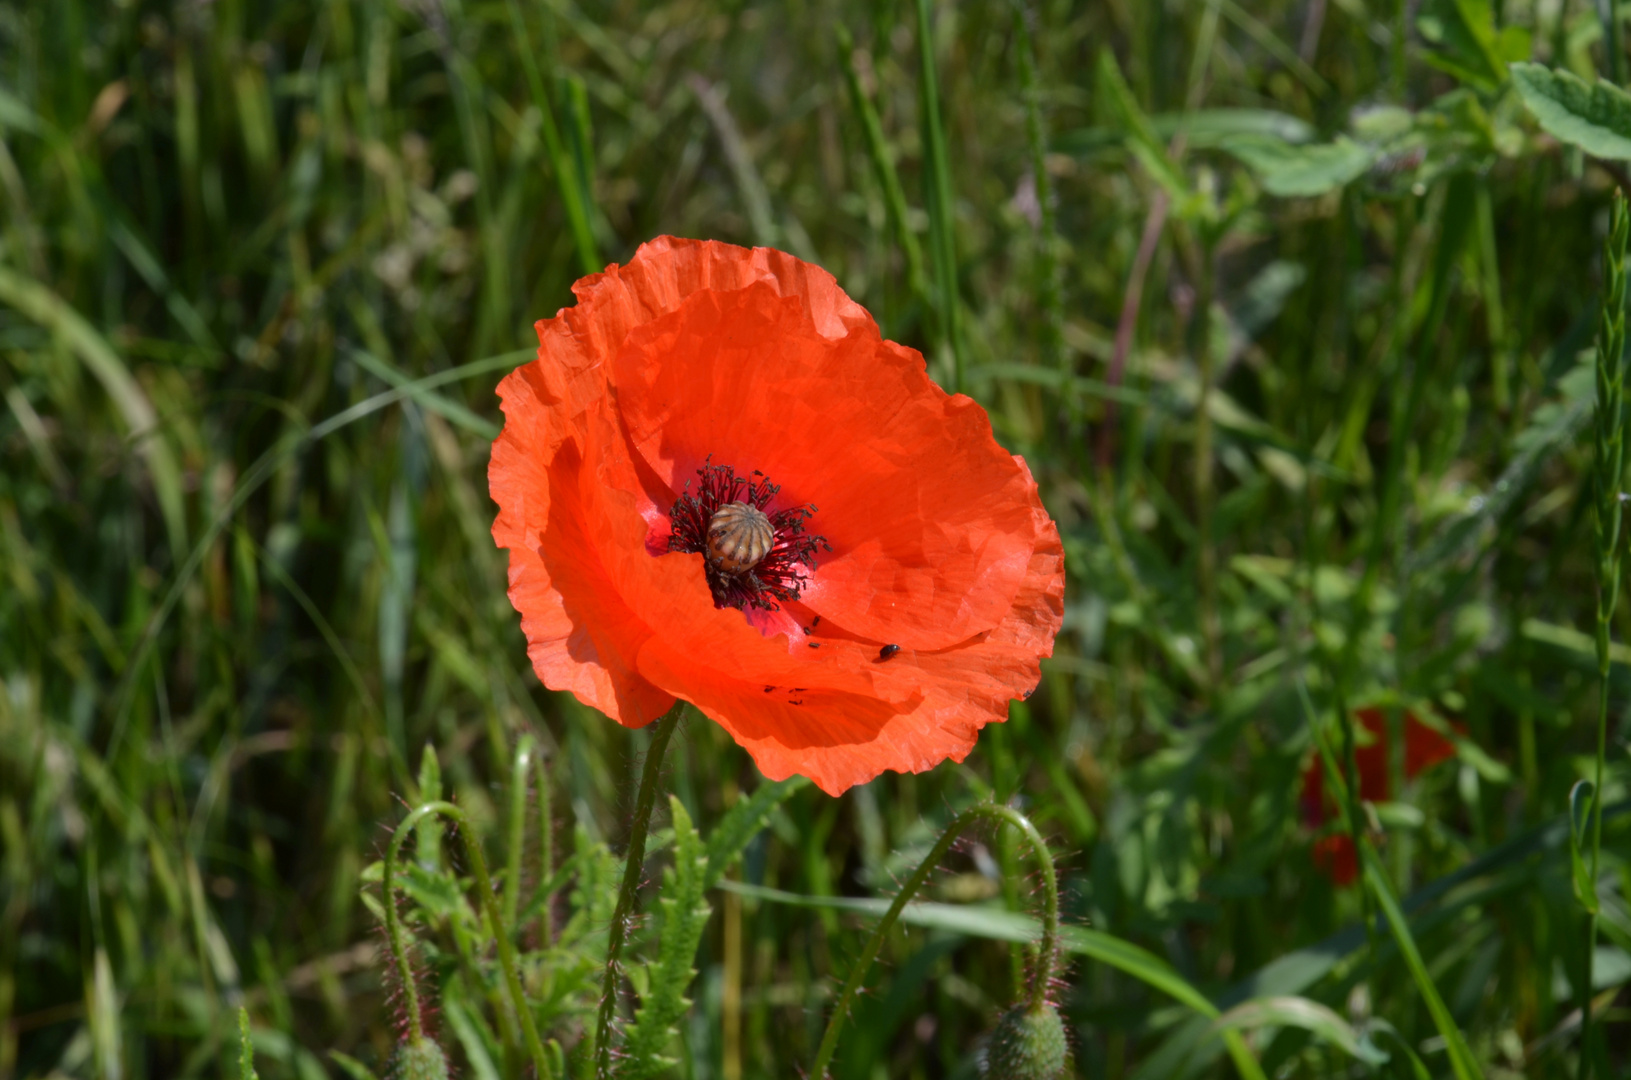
488,237,1065,796
1299,707,1458,885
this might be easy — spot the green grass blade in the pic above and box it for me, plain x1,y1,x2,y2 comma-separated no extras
504,0,601,275
835,25,930,312
1360,844,1484,1080
913,0,963,392
0,266,187,561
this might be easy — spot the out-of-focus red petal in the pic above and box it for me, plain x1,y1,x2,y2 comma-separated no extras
611,284,1038,651
1298,706,1464,870
1311,834,1359,886
1404,713,1458,777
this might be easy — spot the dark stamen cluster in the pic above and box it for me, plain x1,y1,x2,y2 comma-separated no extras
668,459,827,611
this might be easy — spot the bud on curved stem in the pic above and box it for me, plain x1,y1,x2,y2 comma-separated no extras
383,801,554,1080
810,803,1059,1078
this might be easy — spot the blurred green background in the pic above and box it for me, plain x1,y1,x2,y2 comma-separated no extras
3,0,1631,1076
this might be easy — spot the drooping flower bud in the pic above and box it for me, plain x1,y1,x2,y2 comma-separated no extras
391,1037,450,1080
984,1003,1069,1080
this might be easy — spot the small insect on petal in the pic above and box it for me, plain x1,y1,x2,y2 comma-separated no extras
878,644,900,661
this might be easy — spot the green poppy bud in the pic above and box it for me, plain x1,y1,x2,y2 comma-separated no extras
984,1003,1069,1079
392,1038,450,1080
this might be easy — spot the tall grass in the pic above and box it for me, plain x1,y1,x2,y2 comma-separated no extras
2,0,1629,1077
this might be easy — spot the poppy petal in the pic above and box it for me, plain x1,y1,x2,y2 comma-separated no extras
611,283,1039,651
489,375,673,725
491,236,1065,793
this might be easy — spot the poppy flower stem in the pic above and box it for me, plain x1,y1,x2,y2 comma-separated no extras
593,700,686,1080
810,803,1058,1079
383,801,554,1080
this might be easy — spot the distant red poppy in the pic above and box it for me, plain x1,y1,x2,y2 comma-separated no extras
1299,707,1457,885
489,237,1065,795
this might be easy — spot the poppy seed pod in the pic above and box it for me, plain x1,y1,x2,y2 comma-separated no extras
984,1004,1070,1080
490,237,1065,795
391,1038,449,1080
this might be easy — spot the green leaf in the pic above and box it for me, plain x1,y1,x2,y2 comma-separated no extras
1359,1020,1433,1080
1210,996,1387,1066
1053,108,1315,156
1095,49,1202,214
1417,0,1515,90
702,776,805,890
1510,62,1631,160
1571,779,1599,913
1222,136,1374,197
442,994,502,1080
623,797,712,1078
1360,845,1486,1080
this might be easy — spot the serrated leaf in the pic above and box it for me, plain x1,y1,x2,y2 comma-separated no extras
1223,136,1374,197
622,797,712,1079
1511,62,1631,160
399,863,472,923
702,776,805,889
1571,779,1599,913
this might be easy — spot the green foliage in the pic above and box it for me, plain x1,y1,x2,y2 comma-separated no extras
1511,62,1631,159
621,798,712,1078
701,776,806,889
1220,137,1374,197
6,1,1631,1077
1417,0,1531,91
1209,997,1386,1070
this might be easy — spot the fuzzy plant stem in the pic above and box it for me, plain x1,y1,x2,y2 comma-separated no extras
1582,190,1628,1080
810,803,1059,1079
593,700,685,1080
384,801,553,1079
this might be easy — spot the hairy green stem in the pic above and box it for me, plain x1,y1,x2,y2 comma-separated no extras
383,801,553,1078
594,701,685,1080
810,803,1058,1078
